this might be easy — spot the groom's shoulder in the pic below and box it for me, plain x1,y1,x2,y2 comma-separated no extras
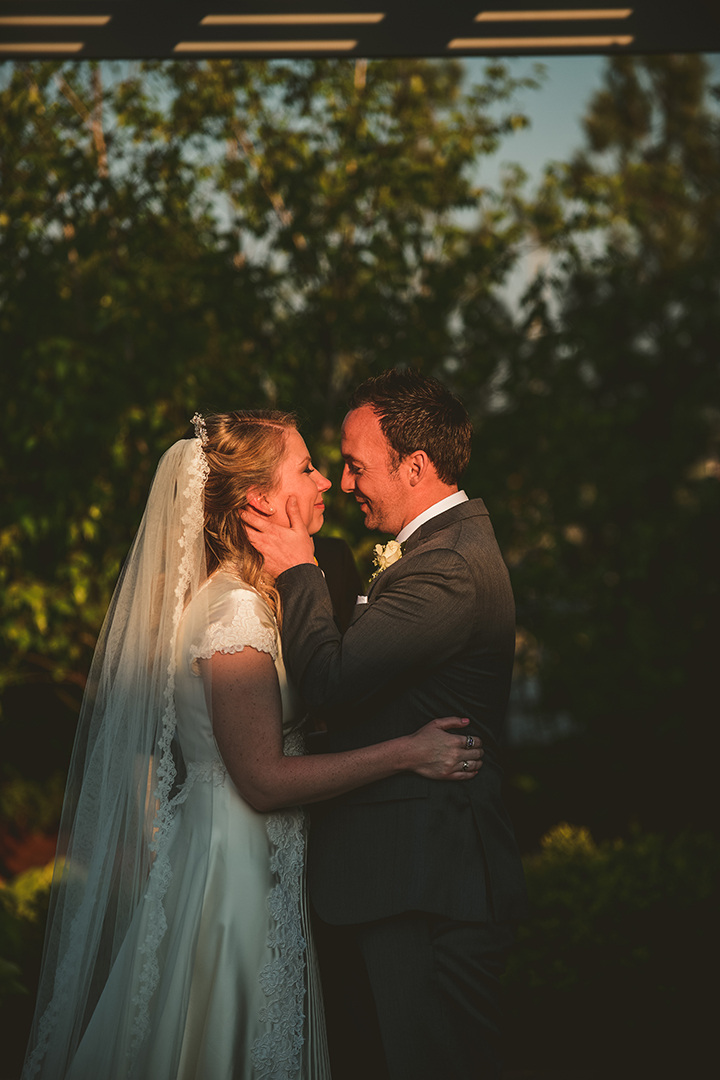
415,498,493,548
404,499,505,576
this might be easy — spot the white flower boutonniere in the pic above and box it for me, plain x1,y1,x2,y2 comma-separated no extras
370,540,404,582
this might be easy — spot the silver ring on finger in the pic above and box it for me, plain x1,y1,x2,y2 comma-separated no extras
461,760,470,771
465,735,475,749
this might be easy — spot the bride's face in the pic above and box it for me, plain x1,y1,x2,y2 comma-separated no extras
268,429,332,535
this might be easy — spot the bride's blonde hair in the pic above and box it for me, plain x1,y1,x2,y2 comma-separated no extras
201,410,298,624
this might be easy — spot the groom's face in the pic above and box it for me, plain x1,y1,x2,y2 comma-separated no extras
340,406,406,534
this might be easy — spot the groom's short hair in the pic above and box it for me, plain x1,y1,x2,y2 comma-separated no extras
348,369,472,484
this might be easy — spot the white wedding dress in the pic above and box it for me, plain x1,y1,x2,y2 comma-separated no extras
63,570,331,1080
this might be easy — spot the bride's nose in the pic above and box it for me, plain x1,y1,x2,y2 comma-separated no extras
317,473,332,493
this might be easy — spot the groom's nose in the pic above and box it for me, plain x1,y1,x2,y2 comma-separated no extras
341,464,354,493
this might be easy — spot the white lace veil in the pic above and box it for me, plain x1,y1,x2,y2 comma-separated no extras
22,436,212,1079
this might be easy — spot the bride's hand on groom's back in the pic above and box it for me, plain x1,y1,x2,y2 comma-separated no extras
406,717,483,780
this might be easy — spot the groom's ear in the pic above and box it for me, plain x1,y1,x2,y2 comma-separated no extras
407,450,430,487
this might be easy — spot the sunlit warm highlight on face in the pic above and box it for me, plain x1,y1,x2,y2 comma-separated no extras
340,406,405,535
271,429,331,535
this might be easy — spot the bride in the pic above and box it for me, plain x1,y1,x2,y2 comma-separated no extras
21,410,483,1080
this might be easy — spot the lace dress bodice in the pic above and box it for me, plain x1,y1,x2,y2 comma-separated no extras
175,569,300,762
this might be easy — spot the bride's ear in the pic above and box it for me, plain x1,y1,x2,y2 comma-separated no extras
246,492,275,516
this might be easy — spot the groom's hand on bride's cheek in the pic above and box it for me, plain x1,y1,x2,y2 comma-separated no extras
242,497,316,578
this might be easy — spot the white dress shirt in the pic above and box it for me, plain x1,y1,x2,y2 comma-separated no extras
356,490,468,604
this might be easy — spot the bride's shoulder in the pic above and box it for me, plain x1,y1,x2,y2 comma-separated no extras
185,570,279,670
204,569,275,626
207,566,257,597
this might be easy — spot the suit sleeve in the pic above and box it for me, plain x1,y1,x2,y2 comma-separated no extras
313,535,363,633
276,547,476,715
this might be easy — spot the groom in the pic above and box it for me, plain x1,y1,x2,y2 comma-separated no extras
252,369,527,1080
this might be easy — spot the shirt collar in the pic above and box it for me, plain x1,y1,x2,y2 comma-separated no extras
395,490,468,544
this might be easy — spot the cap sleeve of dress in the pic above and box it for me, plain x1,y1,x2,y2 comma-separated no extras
189,581,279,674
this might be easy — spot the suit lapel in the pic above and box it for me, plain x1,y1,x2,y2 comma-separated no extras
365,499,489,599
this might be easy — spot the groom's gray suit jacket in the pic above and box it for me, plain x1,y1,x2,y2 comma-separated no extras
277,499,528,926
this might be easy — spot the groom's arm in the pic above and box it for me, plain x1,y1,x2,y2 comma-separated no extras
276,547,476,718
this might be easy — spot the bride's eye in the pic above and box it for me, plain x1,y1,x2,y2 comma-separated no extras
304,463,315,474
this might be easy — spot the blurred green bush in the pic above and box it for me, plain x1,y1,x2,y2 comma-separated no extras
0,862,53,1075
0,862,52,1000
503,824,719,1073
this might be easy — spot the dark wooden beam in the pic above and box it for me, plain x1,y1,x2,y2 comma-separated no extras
0,1,718,60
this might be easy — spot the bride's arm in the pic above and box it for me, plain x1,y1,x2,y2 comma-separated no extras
201,647,482,812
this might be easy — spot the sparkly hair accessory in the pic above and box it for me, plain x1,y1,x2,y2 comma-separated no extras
191,412,208,446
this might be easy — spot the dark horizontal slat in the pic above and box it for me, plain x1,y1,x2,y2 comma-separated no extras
0,0,717,58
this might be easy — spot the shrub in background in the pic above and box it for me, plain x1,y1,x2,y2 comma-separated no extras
0,862,53,1075
503,825,718,1073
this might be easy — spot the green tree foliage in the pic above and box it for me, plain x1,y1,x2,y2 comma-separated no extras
473,55,720,838
0,863,52,1073
155,57,532,487
0,61,266,841
0,57,532,844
